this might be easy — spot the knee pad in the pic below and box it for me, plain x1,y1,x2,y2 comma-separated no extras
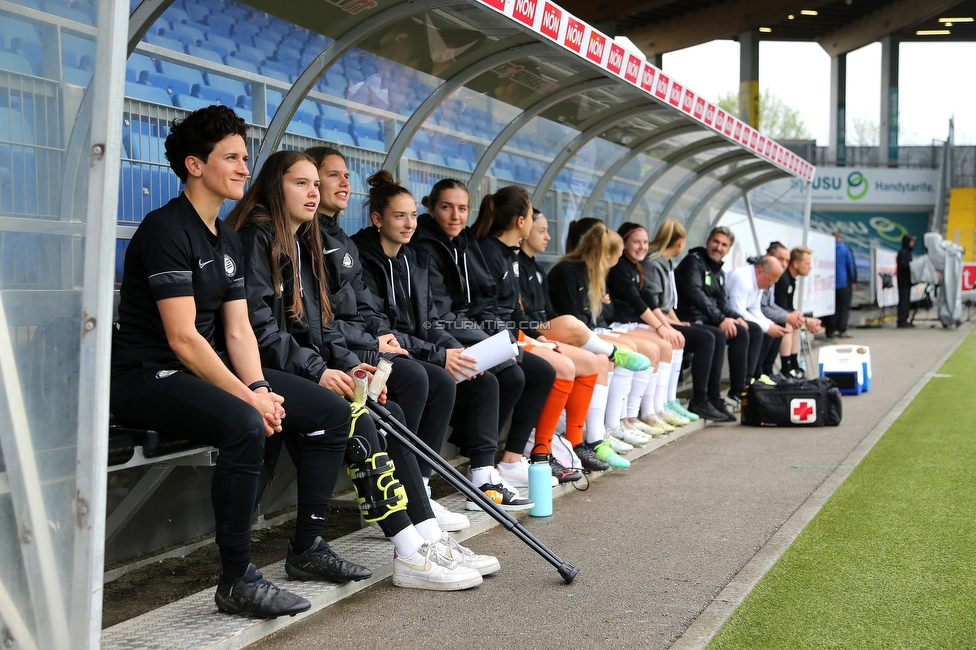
347,452,408,523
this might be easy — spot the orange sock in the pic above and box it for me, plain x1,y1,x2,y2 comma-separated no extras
533,377,574,452
564,374,597,447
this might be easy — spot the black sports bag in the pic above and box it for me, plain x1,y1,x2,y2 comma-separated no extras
740,377,842,427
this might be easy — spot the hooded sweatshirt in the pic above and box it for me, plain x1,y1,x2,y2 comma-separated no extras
673,246,741,326
352,226,462,367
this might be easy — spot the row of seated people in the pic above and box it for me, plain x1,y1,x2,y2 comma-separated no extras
112,105,703,618
117,103,827,620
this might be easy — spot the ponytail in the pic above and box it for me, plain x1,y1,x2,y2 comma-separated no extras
472,185,530,241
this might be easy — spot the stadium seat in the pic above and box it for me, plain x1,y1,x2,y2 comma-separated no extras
124,81,172,106
10,37,44,76
0,52,35,76
205,75,249,98
155,62,206,89
286,121,317,138
191,84,235,107
126,53,157,80
142,32,186,53
40,0,93,25
225,57,258,74
317,129,355,147
62,33,95,66
185,45,223,66
172,94,212,111
140,73,191,97
158,26,202,48
63,66,92,86
0,106,37,214
206,33,238,57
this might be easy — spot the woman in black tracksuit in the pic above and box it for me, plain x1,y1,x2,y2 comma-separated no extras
410,178,554,504
352,171,539,509
305,147,467,526
228,150,494,588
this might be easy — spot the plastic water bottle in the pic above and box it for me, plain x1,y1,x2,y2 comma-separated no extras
528,446,553,517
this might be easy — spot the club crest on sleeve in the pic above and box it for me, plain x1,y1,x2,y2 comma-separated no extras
223,255,236,277
342,252,354,268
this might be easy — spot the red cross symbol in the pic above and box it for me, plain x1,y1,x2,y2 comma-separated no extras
792,400,814,422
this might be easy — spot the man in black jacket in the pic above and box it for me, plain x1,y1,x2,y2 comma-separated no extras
897,234,916,328
674,226,751,413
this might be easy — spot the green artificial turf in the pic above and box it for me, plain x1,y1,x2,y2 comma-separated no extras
709,330,976,650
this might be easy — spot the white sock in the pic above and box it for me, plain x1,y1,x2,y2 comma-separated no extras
626,370,653,418
581,331,615,357
498,459,524,473
640,371,656,418
585,383,609,444
391,524,425,558
470,465,494,487
415,518,443,545
668,350,683,401
605,368,633,430
654,361,671,412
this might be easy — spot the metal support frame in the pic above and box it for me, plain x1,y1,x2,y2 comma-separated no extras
797,180,814,313
252,0,464,175
466,76,615,195
531,100,662,208
105,466,175,545
619,136,732,224
655,149,755,225
580,122,700,219
743,192,762,256
382,39,551,174
688,169,790,233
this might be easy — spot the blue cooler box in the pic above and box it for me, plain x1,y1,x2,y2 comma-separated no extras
818,345,871,395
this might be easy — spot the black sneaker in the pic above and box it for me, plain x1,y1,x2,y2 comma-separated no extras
286,536,372,583
465,471,534,512
573,444,610,472
709,398,737,422
550,458,583,483
687,399,734,422
215,563,311,618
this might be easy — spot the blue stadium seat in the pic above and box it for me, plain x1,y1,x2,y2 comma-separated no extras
191,84,235,107
63,66,92,86
184,3,211,24
448,156,472,172
292,110,316,126
426,153,447,167
0,52,35,76
235,107,252,124
252,37,279,59
355,121,383,141
260,61,294,82
233,44,265,66
124,81,172,105
9,0,40,8
403,147,419,160
123,131,166,163
194,41,230,62
40,0,93,25
126,53,157,80
319,104,349,124
8,39,43,75
226,57,258,74
62,33,95,65
158,26,201,48
205,75,249,98
142,32,186,53
140,73,190,97
185,45,223,66
1,18,41,46
205,15,235,39
161,7,188,25
206,33,238,57
172,94,212,111
317,129,354,147
275,45,301,66
236,95,252,110
155,61,206,89
286,121,317,138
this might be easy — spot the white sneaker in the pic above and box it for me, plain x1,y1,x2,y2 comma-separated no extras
617,421,651,445
496,457,557,489
393,542,483,591
436,533,500,576
606,434,634,453
429,497,470,532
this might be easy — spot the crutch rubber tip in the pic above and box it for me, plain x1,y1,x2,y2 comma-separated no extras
559,563,579,584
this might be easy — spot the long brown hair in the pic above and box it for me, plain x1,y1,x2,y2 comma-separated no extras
472,185,530,241
559,222,622,319
226,150,332,324
648,219,687,260
618,221,647,290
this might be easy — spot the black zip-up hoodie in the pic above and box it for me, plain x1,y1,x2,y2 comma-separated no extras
478,236,543,339
318,213,392,365
673,246,741,325
352,226,462,367
517,251,555,323
547,258,613,329
409,213,495,347
238,221,361,380
607,257,656,324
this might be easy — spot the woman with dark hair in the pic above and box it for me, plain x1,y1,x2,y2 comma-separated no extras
228,151,494,589
351,173,547,496
304,147,472,529
643,220,732,422
410,179,558,495
606,222,695,428
473,187,602,476
113,107,341,616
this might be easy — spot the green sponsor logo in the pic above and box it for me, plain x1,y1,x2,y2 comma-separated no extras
869,216,908,243
846,171,868,200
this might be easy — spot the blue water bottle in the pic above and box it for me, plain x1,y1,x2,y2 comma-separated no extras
528,445,553,517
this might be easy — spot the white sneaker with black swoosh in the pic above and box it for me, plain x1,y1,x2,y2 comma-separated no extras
392,542,483,590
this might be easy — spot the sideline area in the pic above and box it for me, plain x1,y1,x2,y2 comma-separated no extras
706,328,976,649
245,324,968,649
